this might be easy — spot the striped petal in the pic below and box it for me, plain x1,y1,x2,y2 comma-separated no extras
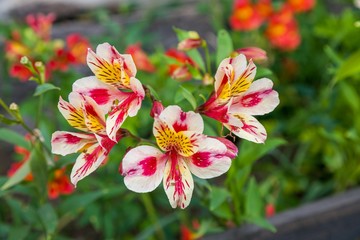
51,131,97,156
226,114,267,143
70,143,107,186
163,155,194,209
157,105,204,133
121,145,166,193
230,78,280,116
58,92,87,132
72,76,127,113
186,137,232,179
82,96,107,135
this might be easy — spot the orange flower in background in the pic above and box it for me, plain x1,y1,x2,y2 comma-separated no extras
7,135,74,199
9,63,33,81
66,33,91,65
165,48,195,81
48,168,74,199
229,0,269,31
287,0,316,12
47,48,75,72
180,220,202,240
125,43,156,72
265,5,301,51
26,13,56,41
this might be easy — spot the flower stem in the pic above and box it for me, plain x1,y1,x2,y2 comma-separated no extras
204,43,212,75
141,193,166,240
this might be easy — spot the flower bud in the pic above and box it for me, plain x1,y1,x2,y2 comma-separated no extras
177,31,204,51
234,47,267,62
150,101,164,118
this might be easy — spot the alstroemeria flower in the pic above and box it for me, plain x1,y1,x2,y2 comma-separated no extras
287,0,316,12
265,6,301,51
25,13,56,41
198,54,279,143
165,49,196,81
48,168,74,199
121,105,237,209
51,92,122,186
229,0,265,31
79,43,145,141
125,43,156,72
66,33,91,65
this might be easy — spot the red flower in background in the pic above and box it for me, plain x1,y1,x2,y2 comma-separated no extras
287,0,316,12
66,33,91,65
48,168,74,199
180,219,202,240
266,203,276,217
229,0,271,31
7,135,74,199
165,48,195,81
125,43,156,73
265,5,301,51
9,63,33,81
26,13,55,41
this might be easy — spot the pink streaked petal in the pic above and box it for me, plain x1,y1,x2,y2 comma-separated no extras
72,76,127,112
214,57,231,94
210,137,238,158
232,54,249,82
157,105,204,133
163,156,194,209
121,145,166,193
230,58,256,98
82,96,107,135
186,137,232,179
127,77,145,117
58,93,87,132
51,131,96,156
70,143,107,186
94,134,117,153
226,114,267,143
230,78,280,116
106,93,141,142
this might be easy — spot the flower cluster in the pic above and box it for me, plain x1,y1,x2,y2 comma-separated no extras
5,13,90,81
51,39,279,208
229,0,316,51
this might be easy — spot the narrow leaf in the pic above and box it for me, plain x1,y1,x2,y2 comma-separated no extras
209,186,230,210
216,29,233,66
335,50,360,82
33,83,60,96
245,177,262,217
38,203,58,237
0,128,30,149
1,157,31,190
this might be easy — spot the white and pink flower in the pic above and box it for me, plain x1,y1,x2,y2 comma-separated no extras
73,43,145,142
198,54,279,143
51,92,123,186
120,105,237,209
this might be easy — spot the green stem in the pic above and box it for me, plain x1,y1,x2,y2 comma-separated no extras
36,94,43,129
141,194,166,240
204,43,212,75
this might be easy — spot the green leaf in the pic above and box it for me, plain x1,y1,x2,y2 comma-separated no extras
30,144,48,200
216,29,233,66
245,178,262,218
209,186,231,211
38,203,58,237
145,84,160,100
0,128,30,149
211,202,233,220
245,217,276,232
33,83,60,96
1,157,31,190
335,50,360,82
8,225,30,240
175,86,197,110
256,67,273,79
238,137,286,166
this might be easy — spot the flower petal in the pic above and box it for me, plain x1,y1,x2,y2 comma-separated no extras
163,156,194,209
121,145,166,193
51,131,96,156
157,105,204,133
72,76,127,113
186,137,232,179
226,114,267,143
70,143,107,186
106,92,142,142
230,78,280,116
82,96,107,135
58,93,87,132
